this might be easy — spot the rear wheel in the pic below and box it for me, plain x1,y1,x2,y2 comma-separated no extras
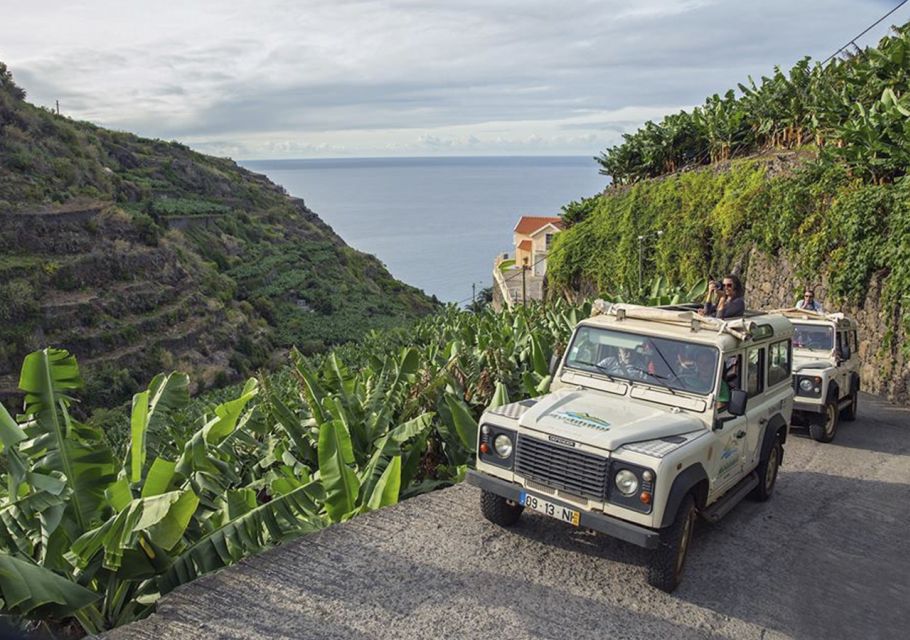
842,385,859,422
480,490,523,527
648,495,696,593
810,398,839,443
750,437,782,502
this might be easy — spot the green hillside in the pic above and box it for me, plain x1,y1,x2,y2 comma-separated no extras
0,62,437,408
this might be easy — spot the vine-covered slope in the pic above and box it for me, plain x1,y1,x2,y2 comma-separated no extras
550,24,910,401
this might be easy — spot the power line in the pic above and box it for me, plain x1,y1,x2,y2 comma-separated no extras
822,0,909,64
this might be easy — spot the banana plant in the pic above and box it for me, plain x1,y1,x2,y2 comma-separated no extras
0,350,322,633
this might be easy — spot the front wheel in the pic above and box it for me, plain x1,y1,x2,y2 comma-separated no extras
480,490,523,527
810,399,839,443
648,495,696,593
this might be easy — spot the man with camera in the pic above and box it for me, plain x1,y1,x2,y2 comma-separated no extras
796,287,824,312
700,275,745,319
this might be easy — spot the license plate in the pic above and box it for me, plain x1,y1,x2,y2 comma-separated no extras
519,491,581,526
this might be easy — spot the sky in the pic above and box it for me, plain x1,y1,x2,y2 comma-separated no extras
1,0,907,159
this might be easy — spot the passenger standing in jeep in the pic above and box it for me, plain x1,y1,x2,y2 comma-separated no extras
701,275,745,319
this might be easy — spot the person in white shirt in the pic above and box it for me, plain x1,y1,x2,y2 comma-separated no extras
796,288,824,312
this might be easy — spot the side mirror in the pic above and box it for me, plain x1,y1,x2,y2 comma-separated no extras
549,353,561,377
728,388,748,416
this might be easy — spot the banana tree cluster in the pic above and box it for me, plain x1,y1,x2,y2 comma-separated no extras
0,300,588,633
0,350,326,633
597,23,910,185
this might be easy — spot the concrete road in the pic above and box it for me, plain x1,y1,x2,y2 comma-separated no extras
109,393,910,640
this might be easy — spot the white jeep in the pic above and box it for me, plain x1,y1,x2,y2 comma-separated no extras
466,303,795,592
772,309,860,442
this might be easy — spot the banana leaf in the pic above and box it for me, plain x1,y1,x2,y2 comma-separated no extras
0,552,99,617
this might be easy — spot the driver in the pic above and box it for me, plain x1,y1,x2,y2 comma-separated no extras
598,346,643,379
676,346,712,393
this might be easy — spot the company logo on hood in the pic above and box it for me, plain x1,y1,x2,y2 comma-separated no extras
552,410,611,431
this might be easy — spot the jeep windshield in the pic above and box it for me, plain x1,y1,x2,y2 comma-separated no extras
565,325,718,395
793,323,833,351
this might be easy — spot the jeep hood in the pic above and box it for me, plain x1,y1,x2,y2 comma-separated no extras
793,351,834,372
518,389,703,452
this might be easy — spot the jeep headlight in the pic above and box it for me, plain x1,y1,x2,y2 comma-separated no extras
796,375,822,397
493,434,513,458
614,469,639,496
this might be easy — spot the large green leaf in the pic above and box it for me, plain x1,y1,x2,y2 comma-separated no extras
443,394,478,451
16,349,116,532
203,378,258,445
365,456,401,511
157,481,323,595
67,489,199,571
128,373,190,483
359,412,433,501
0,402,25,449
0,552,99,617
318,420,360,522
175,379,258,490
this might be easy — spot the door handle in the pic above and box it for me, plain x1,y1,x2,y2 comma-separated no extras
735,430,747,439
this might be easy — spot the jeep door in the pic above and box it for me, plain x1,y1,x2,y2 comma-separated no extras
740,345,774,470
835,330,857,398
742,340,792,469
708,353,748,498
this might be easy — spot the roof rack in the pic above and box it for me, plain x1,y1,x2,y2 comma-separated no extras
766,307,847,322
590,300,756,340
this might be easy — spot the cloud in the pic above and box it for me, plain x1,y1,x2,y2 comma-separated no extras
1,0,906,157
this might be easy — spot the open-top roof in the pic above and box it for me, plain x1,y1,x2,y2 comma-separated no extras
582,301,794,347
767,308,856,329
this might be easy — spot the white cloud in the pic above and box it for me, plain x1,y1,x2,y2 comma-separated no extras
1,0,906,157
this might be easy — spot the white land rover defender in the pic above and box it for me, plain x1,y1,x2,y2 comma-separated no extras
466,303,795,592
772,309,860,443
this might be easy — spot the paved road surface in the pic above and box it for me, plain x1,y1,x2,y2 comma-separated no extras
109,393,910,640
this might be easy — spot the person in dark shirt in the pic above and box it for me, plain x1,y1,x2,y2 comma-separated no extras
701,274,745,319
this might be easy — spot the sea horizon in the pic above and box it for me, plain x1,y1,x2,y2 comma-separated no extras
241,155,608,304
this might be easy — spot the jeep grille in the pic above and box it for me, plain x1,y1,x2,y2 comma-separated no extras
515,435,609,501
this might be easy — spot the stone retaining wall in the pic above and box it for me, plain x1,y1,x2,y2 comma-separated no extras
745,248,908,405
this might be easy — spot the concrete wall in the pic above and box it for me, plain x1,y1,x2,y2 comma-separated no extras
745,248,908,405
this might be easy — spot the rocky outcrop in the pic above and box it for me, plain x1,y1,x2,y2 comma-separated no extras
745,248,908,404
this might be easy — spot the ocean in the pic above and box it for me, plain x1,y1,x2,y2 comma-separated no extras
240,156,608,304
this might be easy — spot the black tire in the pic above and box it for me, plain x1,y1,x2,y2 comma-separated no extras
750,436,782,502
810,397,839,443
480,490,523,527
842,384,859,422
648,494,696,593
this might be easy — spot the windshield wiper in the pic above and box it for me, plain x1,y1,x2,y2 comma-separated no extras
572,360,620,383
628,366,677,395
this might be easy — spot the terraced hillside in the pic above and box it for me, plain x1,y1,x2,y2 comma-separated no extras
0,62,436,408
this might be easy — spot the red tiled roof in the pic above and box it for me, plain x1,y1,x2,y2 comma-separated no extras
514,216,563,235
518,239,532,252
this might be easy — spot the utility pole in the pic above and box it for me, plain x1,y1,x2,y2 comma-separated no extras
472,282,476,308
638,235,645,292
522,257,529,304
55,100,59,115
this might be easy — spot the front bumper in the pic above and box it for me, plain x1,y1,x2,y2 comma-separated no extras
466,470,660,550
793,400,825,414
